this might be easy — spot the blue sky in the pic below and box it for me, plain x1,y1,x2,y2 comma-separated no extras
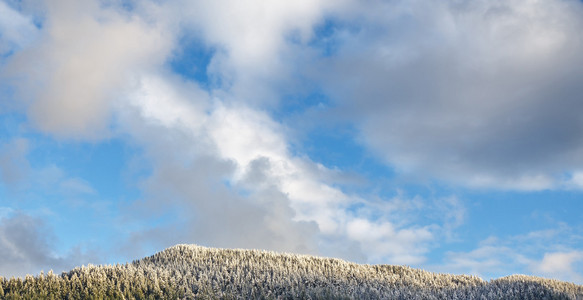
1,0,583,284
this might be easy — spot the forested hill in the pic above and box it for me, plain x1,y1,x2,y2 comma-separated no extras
1,244,582,299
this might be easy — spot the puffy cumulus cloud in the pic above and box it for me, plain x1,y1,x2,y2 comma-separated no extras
3,0,172,139
0,211,97,277
313,0,583,190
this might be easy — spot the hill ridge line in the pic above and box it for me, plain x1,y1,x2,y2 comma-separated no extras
1,243,581,299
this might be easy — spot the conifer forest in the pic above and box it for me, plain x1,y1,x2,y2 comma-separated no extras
1,244,582,299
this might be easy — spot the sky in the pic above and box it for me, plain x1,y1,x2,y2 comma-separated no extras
0,0,582,284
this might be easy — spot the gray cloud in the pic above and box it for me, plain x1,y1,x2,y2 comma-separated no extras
312,0,583,190
0,212,98,277
127,153,321,257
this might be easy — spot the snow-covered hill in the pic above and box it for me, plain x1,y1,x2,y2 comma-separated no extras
1,244,582,299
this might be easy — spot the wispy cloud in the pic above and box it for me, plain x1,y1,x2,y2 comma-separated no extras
435,225,583,284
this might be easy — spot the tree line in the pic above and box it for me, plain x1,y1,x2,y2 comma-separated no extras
1,244,581,299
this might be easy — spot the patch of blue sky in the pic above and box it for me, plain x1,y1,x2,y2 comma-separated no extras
419,188,583,270
27,136,142,202
0,111,25,137
0,182,109,260
0,117,125,255
293,124,355,168
272,90,330,121
0,115,144,239
0,188,13,217
462,189,583,239
307,16,367,58
49,203,115,256
291,121,399,197
308,18,348,57
168,33,216,90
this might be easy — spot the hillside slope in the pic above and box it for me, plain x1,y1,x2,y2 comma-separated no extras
1,244,582,299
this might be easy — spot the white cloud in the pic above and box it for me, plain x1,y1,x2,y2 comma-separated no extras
208,104,289,175
3,0,172,139
535,251,583,273
566,171,583,190
126,73,209,131
532,251,583,283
